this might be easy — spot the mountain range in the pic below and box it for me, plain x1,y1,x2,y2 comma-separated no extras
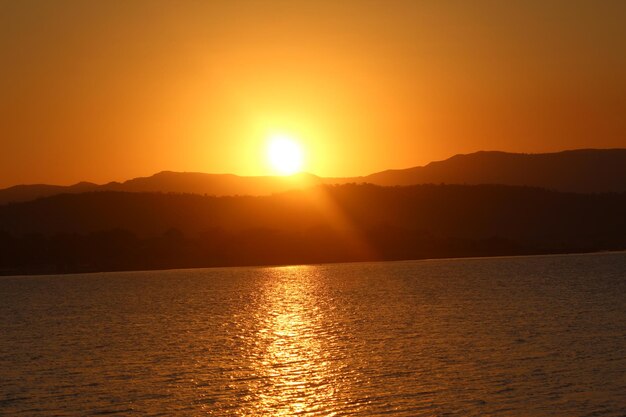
1,183,624,275
1,148,625,205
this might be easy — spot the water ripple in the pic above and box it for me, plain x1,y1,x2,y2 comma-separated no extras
1,253,625,415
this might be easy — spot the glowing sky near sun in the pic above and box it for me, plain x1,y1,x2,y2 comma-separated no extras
1,0,625,187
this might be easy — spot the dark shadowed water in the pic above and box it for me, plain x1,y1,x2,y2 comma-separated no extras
1,252,625,416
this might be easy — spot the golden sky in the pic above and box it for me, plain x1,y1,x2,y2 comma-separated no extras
1,0,625,187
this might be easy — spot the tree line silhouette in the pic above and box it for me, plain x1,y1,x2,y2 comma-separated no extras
0,184,624,275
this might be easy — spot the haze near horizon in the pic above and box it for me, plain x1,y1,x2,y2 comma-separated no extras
2,0,625,188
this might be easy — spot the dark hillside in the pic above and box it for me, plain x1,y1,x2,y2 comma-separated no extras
1,184,624,275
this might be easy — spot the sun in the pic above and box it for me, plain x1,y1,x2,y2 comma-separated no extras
266,135,304,175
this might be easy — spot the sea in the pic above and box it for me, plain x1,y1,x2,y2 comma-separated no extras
1,252,625,416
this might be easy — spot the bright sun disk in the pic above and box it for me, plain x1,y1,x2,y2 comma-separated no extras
267,135,304,175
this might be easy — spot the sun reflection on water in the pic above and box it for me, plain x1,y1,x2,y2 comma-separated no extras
206,263,418,415
4,257,623,415
241,265,340,416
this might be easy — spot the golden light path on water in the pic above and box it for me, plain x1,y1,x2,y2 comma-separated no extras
211,262,435,416
234,265,349,416
2,254,625,415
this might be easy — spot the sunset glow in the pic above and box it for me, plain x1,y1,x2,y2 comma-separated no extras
2,2,626,416
267,135,305,175
2,2,625,187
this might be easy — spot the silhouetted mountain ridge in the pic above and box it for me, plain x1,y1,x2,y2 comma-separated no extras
363,149,626,193
1,149,624,205
0,181,99,205
1,183,624,275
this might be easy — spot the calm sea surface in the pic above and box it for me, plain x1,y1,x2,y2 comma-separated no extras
1,253,625,416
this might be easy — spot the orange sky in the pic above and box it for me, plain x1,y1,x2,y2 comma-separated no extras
1,0,625,187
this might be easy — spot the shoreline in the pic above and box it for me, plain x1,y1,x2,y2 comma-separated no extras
2,248,624,279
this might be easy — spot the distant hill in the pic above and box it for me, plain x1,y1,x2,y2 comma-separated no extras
0,172,324,205
1,184,624,275
103,171,323,195
0,149,624,205
0,182,99,205
361,149,626,193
